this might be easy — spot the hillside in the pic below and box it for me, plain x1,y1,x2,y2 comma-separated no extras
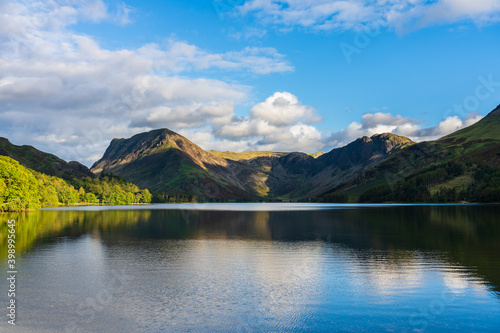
91,129,413,200
328,104,500,202
0,137,95,179
439,104,500,142
208,150,291,161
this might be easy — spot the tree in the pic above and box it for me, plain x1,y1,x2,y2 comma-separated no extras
0,156,41,211
84,193,99,204
78,187,86,202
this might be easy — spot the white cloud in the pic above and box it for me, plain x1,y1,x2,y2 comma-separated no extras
250,92,321,126
130,101,236,130
208,92,324,153
161,40,293,75
114,1,134,25
0,0,293,165
236,0,500,33
324,111,484,149
228,27,268,41
438,116,463,134
463,111,484,126
0,0,491,167
142,91,326,154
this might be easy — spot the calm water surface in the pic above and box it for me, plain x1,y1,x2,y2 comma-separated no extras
1,203,500,332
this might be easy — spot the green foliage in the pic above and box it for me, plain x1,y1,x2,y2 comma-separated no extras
466,166,500,203
152,192,197,203
359,184,392,203
358,182,432,203
358,162,466,203
357,162,500,203
70,173,152,205
0,157,152,211
318,192,348,203
84,192,99,204
0,156,41,211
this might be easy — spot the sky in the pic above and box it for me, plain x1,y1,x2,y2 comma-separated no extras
1,0,500,166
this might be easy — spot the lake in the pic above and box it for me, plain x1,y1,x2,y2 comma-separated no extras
1,203,500,332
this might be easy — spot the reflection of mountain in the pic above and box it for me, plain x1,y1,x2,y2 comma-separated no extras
3,205,500,295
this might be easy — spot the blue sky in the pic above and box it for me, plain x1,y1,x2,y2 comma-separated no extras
1,0,500,165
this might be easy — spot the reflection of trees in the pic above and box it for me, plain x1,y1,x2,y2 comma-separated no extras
1,205,499,294
0,210,151,257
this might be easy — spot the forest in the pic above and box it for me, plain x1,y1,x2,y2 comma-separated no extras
356,162,500,203
0,156,151,212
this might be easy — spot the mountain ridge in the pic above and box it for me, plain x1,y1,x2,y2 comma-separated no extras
91,129,414,200
335,105,500,202
3,103,499,202
0,137,95,179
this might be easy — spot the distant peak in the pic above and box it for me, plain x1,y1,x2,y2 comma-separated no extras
372,132,410,139
373,132,394,138
149,128,177,136
489,104,500,116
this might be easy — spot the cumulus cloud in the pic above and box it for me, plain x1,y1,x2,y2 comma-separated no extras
324,111,483,149
204,92,324,153
134,91,325,154
0,0,491,166
236,0,500,33
0,0,293,164
130,101,236,130
250,92,321,126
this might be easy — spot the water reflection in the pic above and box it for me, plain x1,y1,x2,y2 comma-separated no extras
0,204,499,331
2,205,500,294
0,209,152,257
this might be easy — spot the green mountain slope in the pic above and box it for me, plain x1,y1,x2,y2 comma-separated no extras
327,104,500,202
208,150,291,160
439,105,500,142
0,137,95,179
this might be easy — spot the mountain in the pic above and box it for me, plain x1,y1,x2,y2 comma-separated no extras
91,128,413,200
439,104,500,142
3,104,499,203
91,129,263,199
333,104,500,202
435,104,500,166
0,137,95,179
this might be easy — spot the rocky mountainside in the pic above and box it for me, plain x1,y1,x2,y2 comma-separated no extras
0,137,95,179
91,129,265,199
91,128,414,200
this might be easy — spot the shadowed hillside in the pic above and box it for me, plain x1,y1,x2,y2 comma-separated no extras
0,137,95,179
